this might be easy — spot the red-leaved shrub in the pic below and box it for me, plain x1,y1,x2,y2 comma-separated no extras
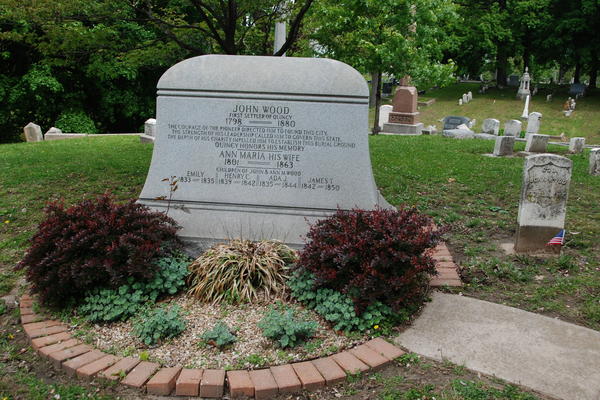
17,194,181,306
297,207,442,313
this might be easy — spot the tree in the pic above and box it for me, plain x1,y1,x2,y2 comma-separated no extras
308,0,456,134
134,0,315,56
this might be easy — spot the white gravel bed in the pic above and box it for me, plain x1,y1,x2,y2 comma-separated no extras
82,294,364,369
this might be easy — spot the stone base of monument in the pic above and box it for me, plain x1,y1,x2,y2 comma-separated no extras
140,196,391,253
380,122,423,135
514,226,562,255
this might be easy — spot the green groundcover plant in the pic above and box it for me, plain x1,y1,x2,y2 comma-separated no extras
78,254,189,322
133,305,186,346
258,305,318,348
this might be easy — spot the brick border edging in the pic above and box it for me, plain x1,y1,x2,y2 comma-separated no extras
19,295,407,398
430,242,462,287
18,241,460,397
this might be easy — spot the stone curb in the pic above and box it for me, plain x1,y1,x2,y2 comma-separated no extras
17,241,460,397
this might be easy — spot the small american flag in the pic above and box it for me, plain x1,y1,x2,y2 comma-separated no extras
547,230,565,246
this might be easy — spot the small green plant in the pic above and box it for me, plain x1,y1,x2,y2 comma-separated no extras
200,321,237,348
545,254,578,273
288,270,399,332
258,306,318,348
463,257,537,284
188,239,296,304
133,305,186,346
398,352,420,367
78,254,189,322
139,351,150,361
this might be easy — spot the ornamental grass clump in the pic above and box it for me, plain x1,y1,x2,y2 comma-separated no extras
188,239,296,304
296,207,443,314
17,194,180,307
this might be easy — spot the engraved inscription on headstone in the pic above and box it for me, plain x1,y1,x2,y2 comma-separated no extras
139,55,391,248
515,154,572,253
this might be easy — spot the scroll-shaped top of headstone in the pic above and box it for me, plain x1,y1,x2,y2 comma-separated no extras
139,55,390,248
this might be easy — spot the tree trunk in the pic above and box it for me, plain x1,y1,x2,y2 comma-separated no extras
372,70,383,135
589,52,598,89
496,47,508,88
574,61,581,84
369,71,380,108
558,65,565,84
523,31,531,71
496,0,508,87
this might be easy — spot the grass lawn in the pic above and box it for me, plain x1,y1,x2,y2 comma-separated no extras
374,83,600,143
1,130,598,398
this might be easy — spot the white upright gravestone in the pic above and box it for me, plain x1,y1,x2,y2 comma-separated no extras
378,105,393,130
590,148,600,176
526,112,542,138
24,122,43,142
504,119,522,137
139,55,391,249
515,154,572,253
482,118,500,135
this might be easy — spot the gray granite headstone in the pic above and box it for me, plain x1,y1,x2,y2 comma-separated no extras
462,93,469,104
526,112,542,138
443,116,470,130
515,154,572,253
493,135,515,156
139,55,391,249
568,137,585,153
525,134,549,152
24,122,43,142
504,119,522,137
482,118,500,135
568,83,586,97
590,148,600,176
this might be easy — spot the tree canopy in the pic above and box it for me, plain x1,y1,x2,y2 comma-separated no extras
0,0,596,142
